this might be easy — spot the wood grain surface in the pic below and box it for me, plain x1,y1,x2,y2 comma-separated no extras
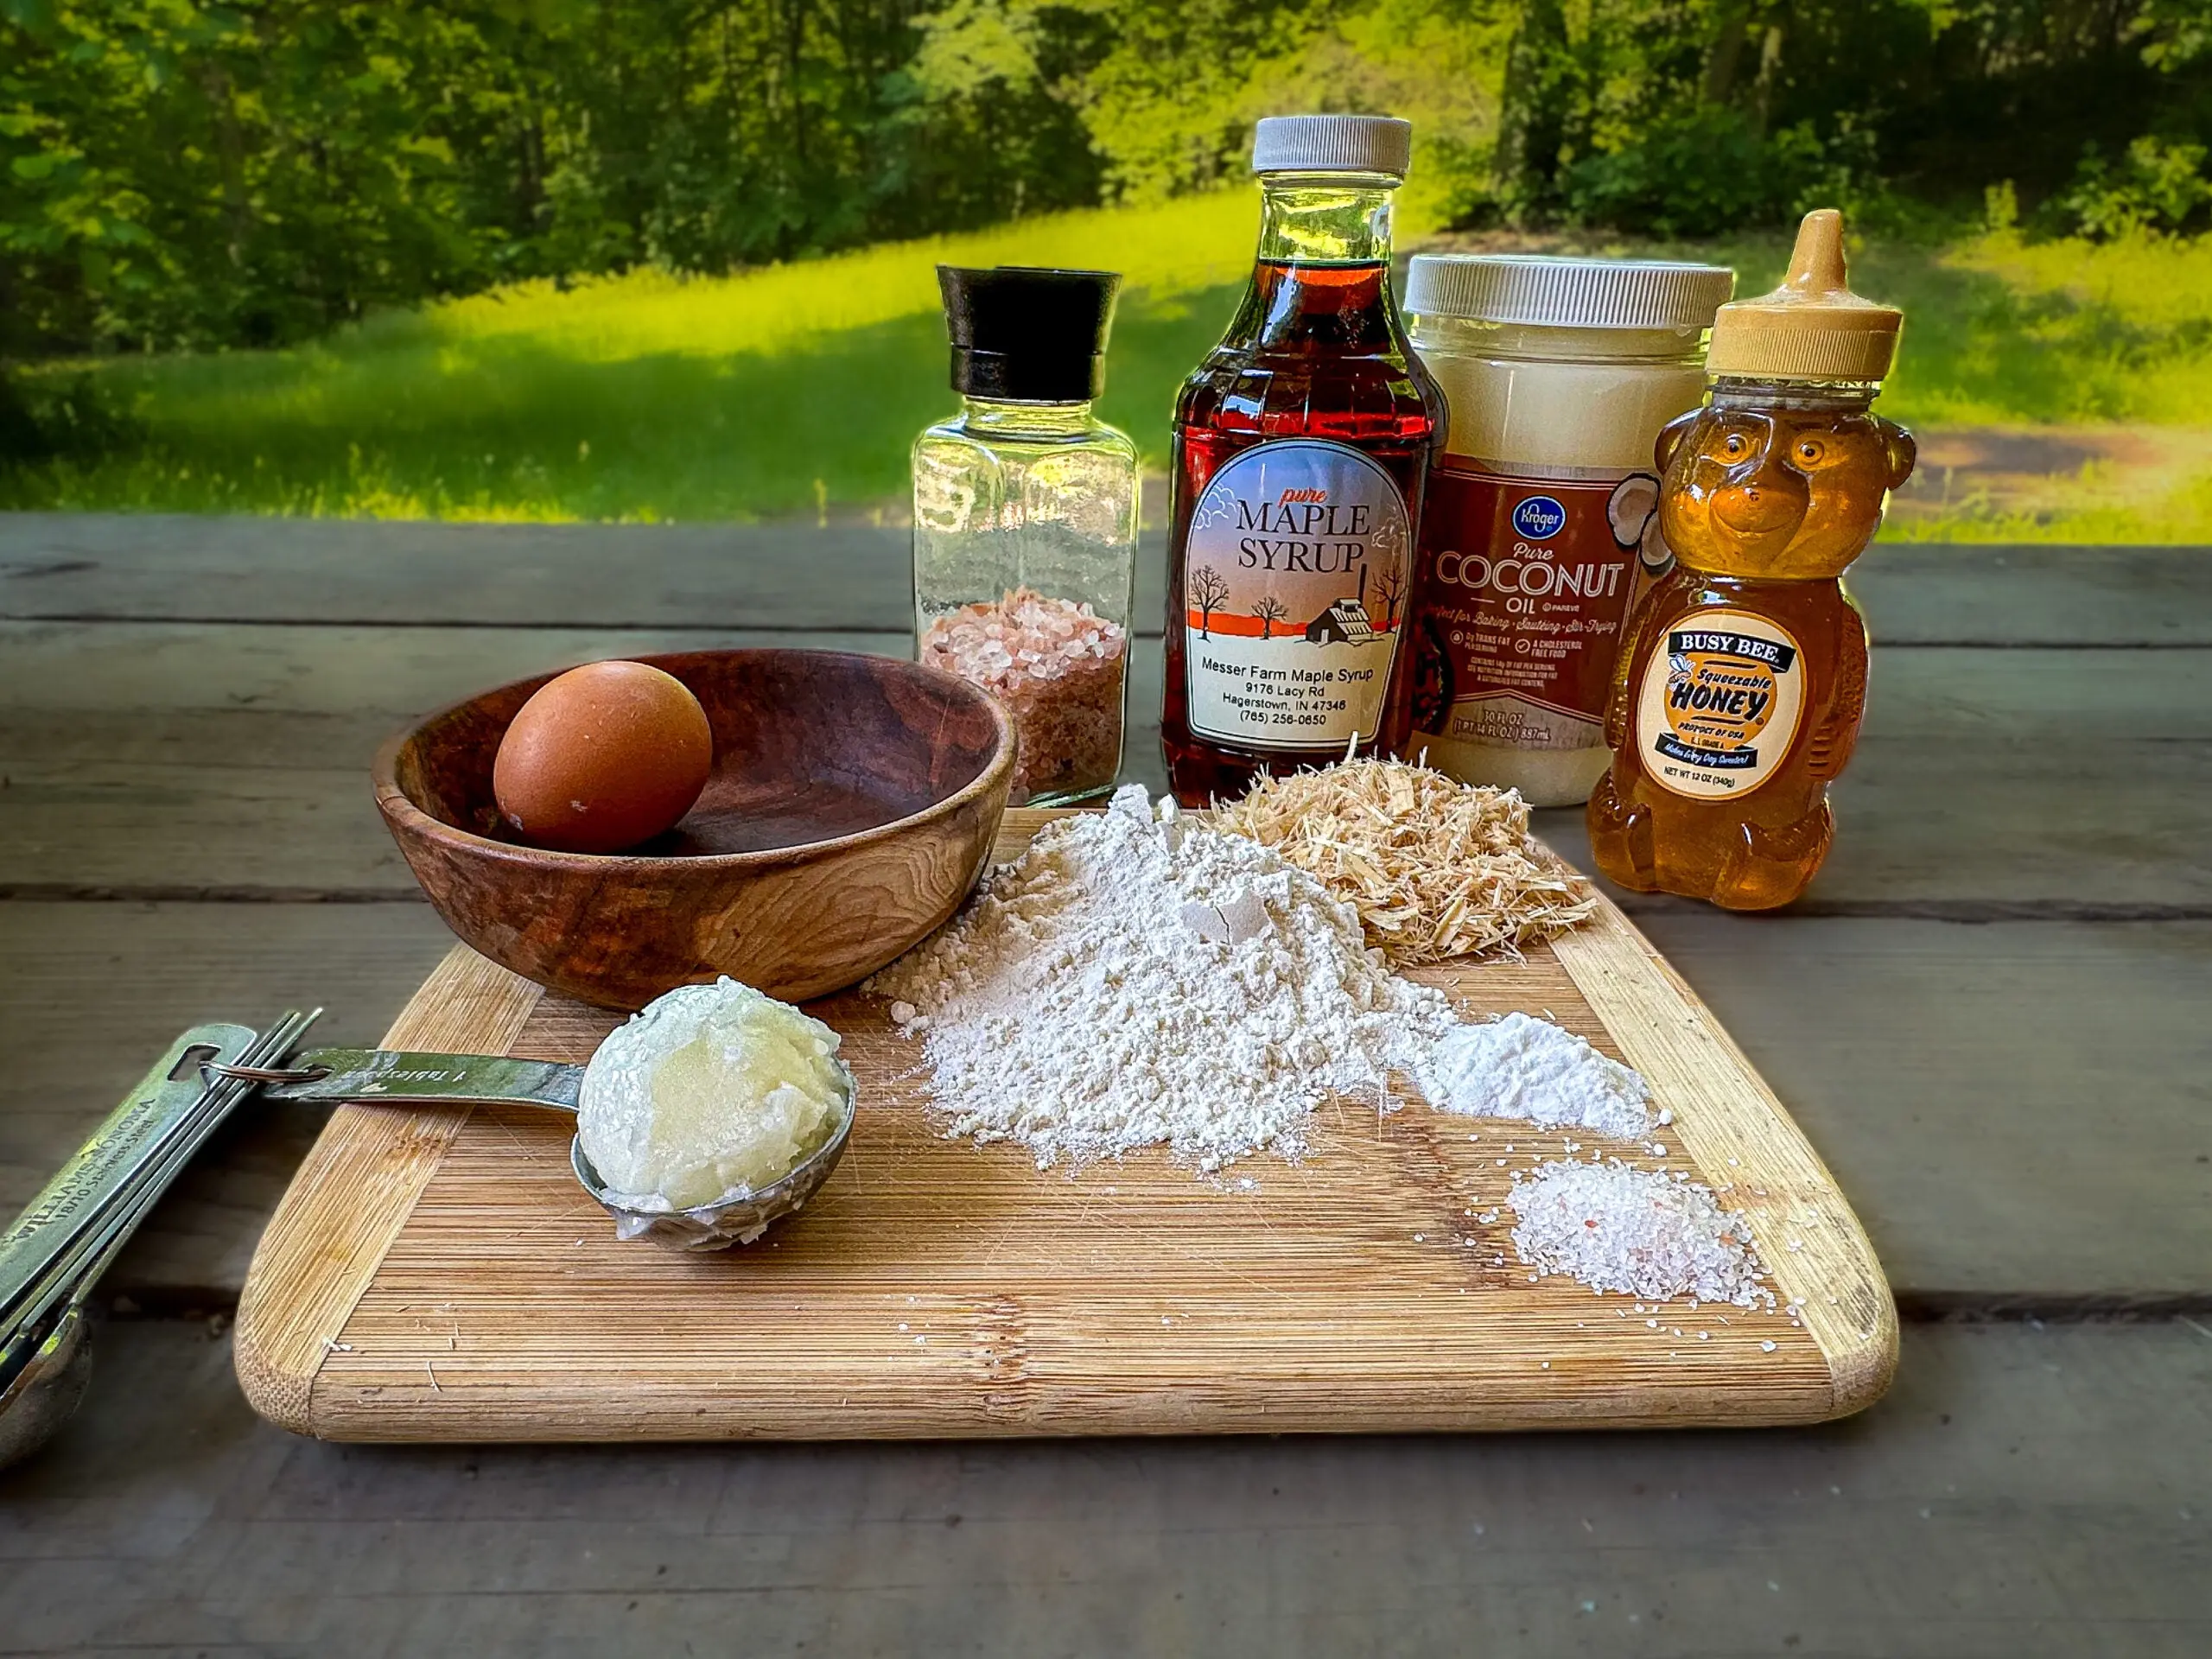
15,1316,2210,1659
233,810,1893,1440
231,949,543,1430
4,516,2203,1651
10,617,2206,1302
9,513,2209,645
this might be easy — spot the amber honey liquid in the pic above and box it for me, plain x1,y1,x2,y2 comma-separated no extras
1589,567,1868,909
1162,181,1443,807
1588,382,1912,910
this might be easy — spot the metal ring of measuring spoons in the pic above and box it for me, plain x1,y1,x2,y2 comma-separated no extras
1,1015,320,1471
203,1060,332,1086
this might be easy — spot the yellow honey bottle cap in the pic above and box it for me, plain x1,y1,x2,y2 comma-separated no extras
1704,209,1902,383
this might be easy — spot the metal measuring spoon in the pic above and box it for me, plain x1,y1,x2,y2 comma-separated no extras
244,1046,858,1250
0,1301,90,1471
0,1023,855,1468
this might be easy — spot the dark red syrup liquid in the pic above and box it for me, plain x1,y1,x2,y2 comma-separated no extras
1162,260,1445,806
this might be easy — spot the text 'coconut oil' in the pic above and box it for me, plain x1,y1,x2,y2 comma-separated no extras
1404,255,1732,805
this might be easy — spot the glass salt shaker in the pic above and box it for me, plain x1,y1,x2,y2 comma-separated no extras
914,266,1138,806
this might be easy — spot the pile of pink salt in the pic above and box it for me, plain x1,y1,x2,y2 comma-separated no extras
920,587,1127,803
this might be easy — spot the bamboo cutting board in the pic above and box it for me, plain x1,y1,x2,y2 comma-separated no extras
234,810,1896,1440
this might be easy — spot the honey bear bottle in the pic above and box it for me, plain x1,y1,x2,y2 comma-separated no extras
1587,210,1916,910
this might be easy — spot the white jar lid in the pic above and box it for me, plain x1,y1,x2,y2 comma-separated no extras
1251,115,1412,178
1404,255,1734,330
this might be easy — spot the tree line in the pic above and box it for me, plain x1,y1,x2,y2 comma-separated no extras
3,0,2209,358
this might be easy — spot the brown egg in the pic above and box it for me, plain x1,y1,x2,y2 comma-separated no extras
493,661,714,854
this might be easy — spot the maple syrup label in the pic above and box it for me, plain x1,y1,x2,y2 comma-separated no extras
1181,439,1412,752
1409,459,1668,751
1633,608,1807,799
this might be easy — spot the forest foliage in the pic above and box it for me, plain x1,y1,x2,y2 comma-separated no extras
3,0,2212,357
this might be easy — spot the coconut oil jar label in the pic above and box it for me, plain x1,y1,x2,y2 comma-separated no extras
1401,251,1732,806
1413,460,1661,764
1631,609,1807,799
1181,439,1413,753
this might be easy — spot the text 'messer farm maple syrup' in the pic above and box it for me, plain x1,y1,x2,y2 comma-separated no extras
1160,114,1445,806
1587,210,1916,910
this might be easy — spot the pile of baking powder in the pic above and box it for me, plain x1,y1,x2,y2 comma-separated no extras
1421,1012,1652,1141
868,786,1454,1173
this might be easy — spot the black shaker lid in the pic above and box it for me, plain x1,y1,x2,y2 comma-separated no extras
937,265,1122,401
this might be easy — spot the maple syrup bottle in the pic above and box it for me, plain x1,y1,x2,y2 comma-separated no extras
1161,115,1444,806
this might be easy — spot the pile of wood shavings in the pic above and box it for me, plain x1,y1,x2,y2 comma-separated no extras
1215,759,1596,963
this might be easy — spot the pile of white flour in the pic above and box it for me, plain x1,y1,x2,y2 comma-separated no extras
868,786,1454,1172
869,785,1770,1306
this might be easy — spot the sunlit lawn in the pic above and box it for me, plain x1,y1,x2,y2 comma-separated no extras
0,193,1262,523
10,188,2212,540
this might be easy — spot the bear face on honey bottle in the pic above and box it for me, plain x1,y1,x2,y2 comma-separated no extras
1656,397,1916,582
1588,210,1916,912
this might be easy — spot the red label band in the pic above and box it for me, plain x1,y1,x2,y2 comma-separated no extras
1409,461,1669,744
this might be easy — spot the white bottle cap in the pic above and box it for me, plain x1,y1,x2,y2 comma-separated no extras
1251,115,1413,179
1404,255,1734,331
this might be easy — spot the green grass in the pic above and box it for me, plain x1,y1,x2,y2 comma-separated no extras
1,191,1262,523
1692,227,2212,541
10,198,2212,539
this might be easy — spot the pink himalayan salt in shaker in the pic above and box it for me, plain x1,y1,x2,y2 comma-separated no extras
914,266,1138,805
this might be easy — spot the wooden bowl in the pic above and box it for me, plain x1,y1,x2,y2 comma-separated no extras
374,649,1014,1009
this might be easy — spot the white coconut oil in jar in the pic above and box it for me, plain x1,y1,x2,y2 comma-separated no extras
1404,257,1732,805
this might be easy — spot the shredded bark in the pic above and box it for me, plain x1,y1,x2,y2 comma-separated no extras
1215,758,1597,963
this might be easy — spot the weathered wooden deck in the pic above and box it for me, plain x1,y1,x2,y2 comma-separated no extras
1,514,2206,1654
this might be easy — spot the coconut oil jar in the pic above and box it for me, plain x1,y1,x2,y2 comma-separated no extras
1403,256,1733,805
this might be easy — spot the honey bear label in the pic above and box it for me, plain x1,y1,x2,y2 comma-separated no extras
1182,440,1411,752
1409,458,1667,751
1633,608,1807,799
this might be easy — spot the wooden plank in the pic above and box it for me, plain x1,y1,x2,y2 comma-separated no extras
231,948,541,1433
8,620,2205,908
7,512,2208,644
0,512,944,633
1630,913,2212,1303
0,512,1173,637
232,810,1891,1441
1,1318,2206,1655
0,621,929,897
1794,645,2212,913
0,900,458,1302
1848,543,2212,645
